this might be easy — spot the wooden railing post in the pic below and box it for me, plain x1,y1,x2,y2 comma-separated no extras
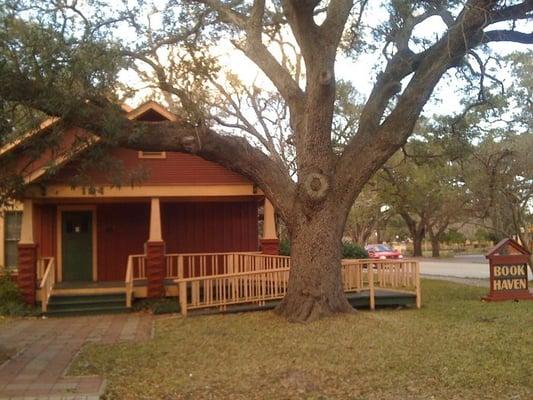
37,259,43,281
177,255,184,279
125,256,133,308
39,258,56,313
368,264,375,311
179,281,187,317
415,261,421,309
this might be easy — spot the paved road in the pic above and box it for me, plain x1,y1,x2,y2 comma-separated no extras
448,254,486,264
419,255,489,278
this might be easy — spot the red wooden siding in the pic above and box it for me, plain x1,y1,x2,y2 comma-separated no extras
162,201,259,254
33,204,57,259
30,200,258,281
97,203,149,281
51,148,251,186
15,127,88,178
8,105,251,187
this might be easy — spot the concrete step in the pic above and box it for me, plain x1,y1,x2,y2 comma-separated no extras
45,305,131,317
49,293,126,305
45,292,129,317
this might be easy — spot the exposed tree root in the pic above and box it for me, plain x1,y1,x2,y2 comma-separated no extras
275,292,354,323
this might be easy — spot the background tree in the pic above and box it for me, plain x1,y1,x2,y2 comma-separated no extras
434,50,532,267
344,180,391,245
1,1,532,321
378,135,470,257
464,133,533,269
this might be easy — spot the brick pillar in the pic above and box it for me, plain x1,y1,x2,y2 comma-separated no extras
146,241,165,298
146,197,165,298
261,198,279,255
18,199,36,304
18,244,37,304
261,238,280,255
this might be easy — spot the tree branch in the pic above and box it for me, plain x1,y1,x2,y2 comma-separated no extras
337,0,532,202
0,70,296,218
191,0,305,110
482,30,533,44
320,0,354,50
489,1,533,24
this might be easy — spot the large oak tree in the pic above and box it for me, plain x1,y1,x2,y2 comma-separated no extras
0,1,532,321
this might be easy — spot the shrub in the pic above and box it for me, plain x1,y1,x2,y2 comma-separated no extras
0,271,35,316
278,240,368,259
133,298,180,315
342,242,368,259
442,229,466,244
279,238,291,256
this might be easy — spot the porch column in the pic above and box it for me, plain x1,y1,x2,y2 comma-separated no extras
146,198,165,298
261,198,280,255
18,199,37,304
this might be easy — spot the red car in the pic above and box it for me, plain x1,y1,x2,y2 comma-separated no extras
365,244,403,260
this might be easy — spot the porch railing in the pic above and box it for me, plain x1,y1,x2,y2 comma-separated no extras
165,252,279,279
37,256,54,281
125,251,420,315
175,256,420,315
125,255,135,308
341,259,421,310
39,257,56,313
177,267,290,317
129,254,147,280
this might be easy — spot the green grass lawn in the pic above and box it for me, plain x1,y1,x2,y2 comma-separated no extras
69,280,533,400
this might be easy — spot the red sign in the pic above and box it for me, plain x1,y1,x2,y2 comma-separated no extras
483,238,533,302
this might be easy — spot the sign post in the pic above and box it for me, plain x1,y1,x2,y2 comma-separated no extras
483,238,533,302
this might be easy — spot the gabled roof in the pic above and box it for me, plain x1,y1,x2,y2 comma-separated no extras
1,101,178,184
126,101,178,122
486,238,530,258
0,117,59,157
0,101,175,157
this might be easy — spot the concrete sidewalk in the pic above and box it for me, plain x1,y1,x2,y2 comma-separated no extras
0,313,154,399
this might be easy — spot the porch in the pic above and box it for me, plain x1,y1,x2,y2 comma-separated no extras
37,253,421,316
16,192,274,306
18,193,420,316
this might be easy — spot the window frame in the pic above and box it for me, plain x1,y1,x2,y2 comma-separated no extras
4,211,22,269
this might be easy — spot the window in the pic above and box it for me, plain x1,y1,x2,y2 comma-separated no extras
4,211,22,268
138,151,166,159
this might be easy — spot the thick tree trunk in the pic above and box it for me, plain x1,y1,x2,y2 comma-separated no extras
276,207,354,322
399,213,425,257
413,234,424,257
430,236,440,258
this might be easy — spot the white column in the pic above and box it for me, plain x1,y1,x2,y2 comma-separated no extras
149,198,162,242
19,199,34,245
263,198,278,240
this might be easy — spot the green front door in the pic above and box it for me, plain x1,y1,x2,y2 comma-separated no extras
62,211,93,282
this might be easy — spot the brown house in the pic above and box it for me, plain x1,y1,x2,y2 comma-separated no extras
0,101,280,312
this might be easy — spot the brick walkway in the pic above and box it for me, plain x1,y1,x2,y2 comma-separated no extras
0,313,154,399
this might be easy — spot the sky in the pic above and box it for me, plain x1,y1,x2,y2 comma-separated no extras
117,2,531,122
